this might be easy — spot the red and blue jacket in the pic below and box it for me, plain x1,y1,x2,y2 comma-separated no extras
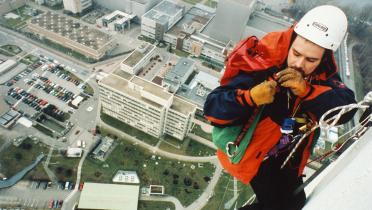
203,26,356,184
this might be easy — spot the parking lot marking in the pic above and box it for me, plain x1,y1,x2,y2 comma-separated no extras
13,70,49,107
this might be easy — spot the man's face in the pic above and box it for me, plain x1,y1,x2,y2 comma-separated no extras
287,35,325,76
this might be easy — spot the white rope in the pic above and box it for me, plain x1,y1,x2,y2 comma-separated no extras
280,91,372,169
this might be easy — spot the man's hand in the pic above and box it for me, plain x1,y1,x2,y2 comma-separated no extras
250,80,277,106
277,68,308,96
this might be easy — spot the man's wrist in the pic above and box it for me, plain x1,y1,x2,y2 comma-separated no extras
297,82,312,98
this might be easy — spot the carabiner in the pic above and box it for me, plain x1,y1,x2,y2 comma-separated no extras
226,141,238,158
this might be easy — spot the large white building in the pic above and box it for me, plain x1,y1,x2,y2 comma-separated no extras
94,0,161,22
141,0,184,41
99,73,196,140
78,183,140,210
120,42,156,75
63,0,92,14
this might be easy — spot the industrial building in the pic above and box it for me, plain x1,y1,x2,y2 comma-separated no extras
98,10,136,33
27,12,116,60
141,0,293,65
99,73,196,140
164,57,195,93
202,0,255,43
63,0,92,14
94,0,161,22
120,42,156,75
91,136,115,161
78,182,140,210
141,0,184,41
176,70,219,108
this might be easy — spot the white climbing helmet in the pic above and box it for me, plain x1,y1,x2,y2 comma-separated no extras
294,5,348,51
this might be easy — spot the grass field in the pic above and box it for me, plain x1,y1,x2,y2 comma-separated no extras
20,54,40,65
81,136,216,206
138,201,175,210
48,150,80,181
190,124,212,141
202,172,255,210
0,44,22,56
0,138,49,180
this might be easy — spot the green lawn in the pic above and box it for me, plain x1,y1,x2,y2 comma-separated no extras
204,0,218,8
185,139,215,157
174,49,190,58
1,5,40,30
0,138,49,180
182,0,202,5
100,113,160,146
190,124,212,141
83,83,94,96
48,150,80,181
0,44,22,56
20,54,40,65
138,201,175,210
81,137,216,206
202,172,255,210
138,35,156,44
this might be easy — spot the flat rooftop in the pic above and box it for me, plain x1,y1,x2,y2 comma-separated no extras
131,76,172,101
113,68,134,80
245,11,291,37
100,74,172,108
165,57,194,82
29,12,113,50
168,5,215,36
122,43,155,67
171,96,196,115
143,0,183,25
78,182,140,210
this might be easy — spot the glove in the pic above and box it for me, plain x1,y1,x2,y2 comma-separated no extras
250,80,277,106
277,68,308,96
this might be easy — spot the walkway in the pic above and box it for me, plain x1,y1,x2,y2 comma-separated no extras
100,121,223,210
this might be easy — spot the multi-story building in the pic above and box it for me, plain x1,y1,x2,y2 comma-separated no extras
99,73,196,140
63,0,92,14
98,10,136,33
28,12,116,60
120,42,156,75
164,57,195,93
94,0,161,22
141,0,184,41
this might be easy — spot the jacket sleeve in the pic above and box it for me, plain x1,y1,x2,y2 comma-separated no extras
301,74,356,124
203,72,257,127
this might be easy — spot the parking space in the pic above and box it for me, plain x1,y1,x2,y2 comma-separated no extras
0,180,70,209
3,53,90,118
